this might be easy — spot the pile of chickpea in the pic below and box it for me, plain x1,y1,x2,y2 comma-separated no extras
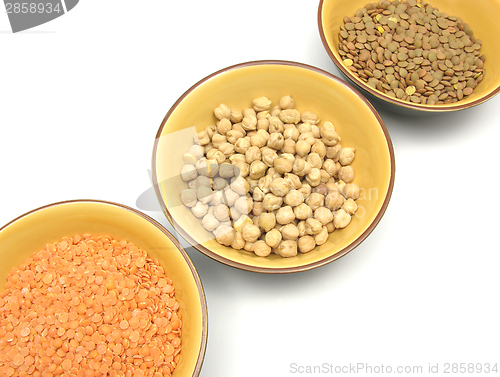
179,96,360,258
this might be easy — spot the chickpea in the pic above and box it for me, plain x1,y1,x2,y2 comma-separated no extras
251,130,269,148
181,164,198,182
283,126,300,141
284,190,304,207
314,207,334,225
206,124,217,138
296,140,311,157
202,213,220,232
258,175,273,193
339,148,356,165
234,196,253,215
282,139,296,154
305,168,321,187
298,236,316,253
305,194,323,213
279,95,294,109
301,110,320,125
246,177,259,191
326,180,339,193
333,208,351,229
214,225,235,246
325,190,345,210
311,141,326,158
234,161,249,178
300,131,317,146
269,117,284,134
283,173,302,190
211,178,226,191
322,159,338,177
180,189,197,208
342,183,360,200
320,169,330,183
267,132,285,150
252,241,272,257
214,104,231,120
311,125,321,138
261,147,278,167
230,154,246,165
257,110,270,119
306,153,322,169
219,163,235,179
244,147,260,165
270,105,281,117
269,178,289,197
293,203,312,220
274,158,293,174
213,204,231,222
196,185,213,203
267,167,281,180
187,144,204,160
209,191,224,206
298,182,312,199
232,123,247,136
242,115,257,131
191,201,209,218
253,97,272,112
336,180,347,194
221,188,239,207
253,187,265,202
259,213,276,232
233,215,253,233
195,158,218,177
320,121,340,146
292,158,311,176
297,122,312,134
263,193,283,211
243,242,254,251
279,109,301,124
313,183,328,196
276,206,295,225
342,198,358,215
219,142,235,157
252,201,264,216
305,218,323,235
207,149,226,164
326,146,337,160
338,166,354,183
182,152,198,166
265,229,282,248
256,117,269,132
216,118,231,135
231,231,245,250
326,221,335,233
242,224,261,243
277,240,298,257
226,130,243,144
248,160,267,180
234,137,251,154
314,226,329,246
281,223,300,240
194,130,210,146
195,175,212,188
230,177,249,195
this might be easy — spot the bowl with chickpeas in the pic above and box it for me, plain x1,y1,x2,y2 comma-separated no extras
153,60,395,273
0,200,207,377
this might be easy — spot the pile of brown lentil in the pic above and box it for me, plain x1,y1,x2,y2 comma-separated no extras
338,0,485,105
0,234,182,377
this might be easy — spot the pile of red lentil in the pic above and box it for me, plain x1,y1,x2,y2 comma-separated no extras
0,234,182,377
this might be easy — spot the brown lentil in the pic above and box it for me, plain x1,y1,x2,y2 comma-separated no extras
0,235,182,377
338,0,485,105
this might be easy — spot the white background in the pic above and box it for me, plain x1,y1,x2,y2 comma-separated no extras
1,1,499,376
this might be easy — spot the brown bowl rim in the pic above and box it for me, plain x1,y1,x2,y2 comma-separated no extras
317,0,500,112
0,199,208,377
152,59,396,274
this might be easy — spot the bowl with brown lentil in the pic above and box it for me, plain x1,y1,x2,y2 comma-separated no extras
0,200,207,377
318,0,500,112
153,61,395,273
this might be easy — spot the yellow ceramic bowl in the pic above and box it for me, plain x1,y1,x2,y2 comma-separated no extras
153,61,395,273
0,200,207,377
318,0,500,113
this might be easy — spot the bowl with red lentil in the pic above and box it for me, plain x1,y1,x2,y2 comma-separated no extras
0,200,207,377
318,0,500,113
